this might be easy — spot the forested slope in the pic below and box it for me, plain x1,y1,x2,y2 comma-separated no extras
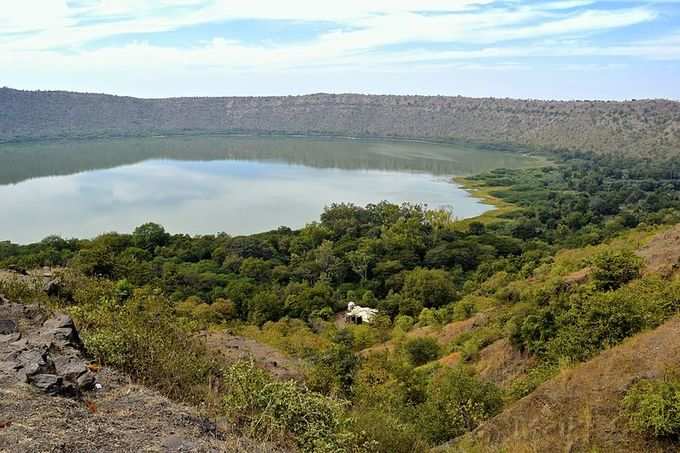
2,87,679,157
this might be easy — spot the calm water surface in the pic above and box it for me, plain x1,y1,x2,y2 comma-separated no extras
0,135,542,243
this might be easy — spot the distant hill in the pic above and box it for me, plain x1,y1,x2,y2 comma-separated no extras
1,87,679,157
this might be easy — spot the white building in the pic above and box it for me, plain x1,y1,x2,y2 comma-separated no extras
345,301,378,324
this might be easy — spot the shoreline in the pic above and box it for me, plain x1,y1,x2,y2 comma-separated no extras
452,176,517,228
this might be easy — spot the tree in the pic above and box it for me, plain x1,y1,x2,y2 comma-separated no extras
402,267,457,308
347,249,373,283
403,337,440,366
132,223,170,252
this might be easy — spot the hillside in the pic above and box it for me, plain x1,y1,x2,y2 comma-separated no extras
449,316,680,453
2,88,680,157
0,295,282,453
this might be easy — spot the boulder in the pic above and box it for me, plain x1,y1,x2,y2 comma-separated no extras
0,300,98,396
28,373,63,395
77,371,96,390
40,315,82,350
16,347,56,380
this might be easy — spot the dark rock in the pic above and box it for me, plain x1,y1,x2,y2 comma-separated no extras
40,315,82,349
0,294,8,304
28,373,63,394
1,306,94,396
76,371,96,391
54,356,88,381
0,320,17,335
44,278,63,297
17,348,55,379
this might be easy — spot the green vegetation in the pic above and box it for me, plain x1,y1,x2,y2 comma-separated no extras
2,149,680,451
624,375,680,439
404,337,441,366
222,360,360,452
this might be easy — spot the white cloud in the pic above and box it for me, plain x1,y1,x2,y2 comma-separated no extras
0,1,675,98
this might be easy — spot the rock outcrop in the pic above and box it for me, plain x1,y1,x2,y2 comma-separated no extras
0,294,288,452
0,299,95,396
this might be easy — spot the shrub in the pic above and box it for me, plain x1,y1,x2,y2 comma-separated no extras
546,290,644,361
211,297,237,320
69,290,219,403
452,299,477,321
623,377,680,438
350,410,427,453
223,360,361,452
590,249,642,291
418,367,503,443
404,337,441,366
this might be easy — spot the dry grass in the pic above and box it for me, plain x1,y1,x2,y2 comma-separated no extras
448,316,680,453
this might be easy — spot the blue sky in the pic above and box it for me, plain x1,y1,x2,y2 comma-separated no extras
1,0,679,99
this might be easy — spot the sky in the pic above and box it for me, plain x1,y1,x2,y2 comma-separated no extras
1,0,679,100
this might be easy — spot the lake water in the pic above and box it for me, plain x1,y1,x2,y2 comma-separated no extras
0,135,541,244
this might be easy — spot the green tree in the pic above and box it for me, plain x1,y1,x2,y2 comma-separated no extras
402,267,457,308
132,223,170,252
403,337,441,366
591,249,643,291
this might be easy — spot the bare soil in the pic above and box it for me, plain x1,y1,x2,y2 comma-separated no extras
637,223,680,276
203,331,304,382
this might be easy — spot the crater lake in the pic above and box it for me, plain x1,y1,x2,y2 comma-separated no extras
0,135,543,244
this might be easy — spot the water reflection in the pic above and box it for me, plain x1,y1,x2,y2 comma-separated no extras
0,136,541,243
0,135,540,185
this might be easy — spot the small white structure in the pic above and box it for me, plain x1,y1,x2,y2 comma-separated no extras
345,301,378,324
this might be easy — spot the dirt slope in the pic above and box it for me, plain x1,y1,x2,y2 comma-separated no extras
637,223,680,276
449,316,680,453
204,331,304,381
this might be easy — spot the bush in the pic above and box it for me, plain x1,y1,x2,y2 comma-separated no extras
418,367,503,443
623,377,680,439
350,410,427,453
223,360,362,452
590,249,642,291
403,337,441,366
70,290,219,403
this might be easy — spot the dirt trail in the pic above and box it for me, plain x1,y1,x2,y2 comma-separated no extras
203,331,304,381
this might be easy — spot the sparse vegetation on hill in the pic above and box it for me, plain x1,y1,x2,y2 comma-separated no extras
2,87,680,158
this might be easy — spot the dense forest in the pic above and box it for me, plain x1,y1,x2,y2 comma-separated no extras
2,149,680,451
2,87,680,158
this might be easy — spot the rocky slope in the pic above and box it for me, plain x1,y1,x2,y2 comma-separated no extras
2,88,679,158
0,295,285,453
